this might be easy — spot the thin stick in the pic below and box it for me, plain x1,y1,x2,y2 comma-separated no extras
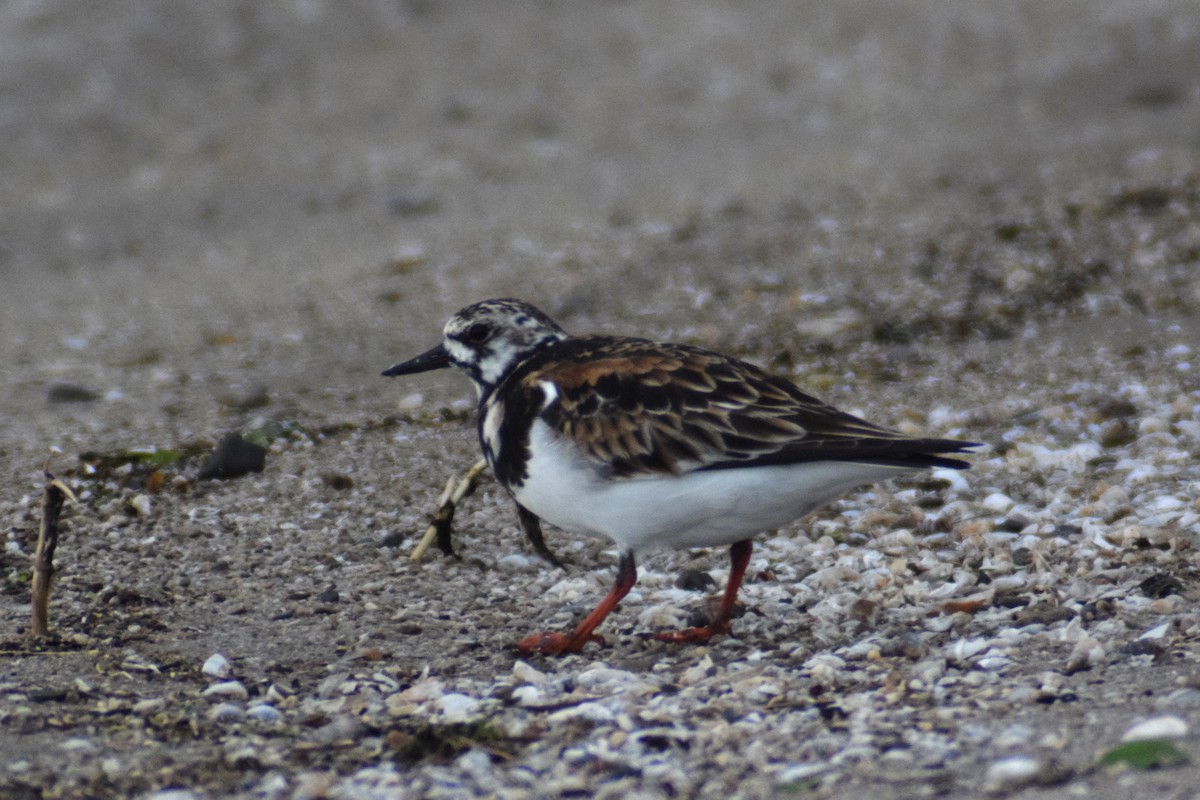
411,476,456,562
30,473,75,638
410,459,489,562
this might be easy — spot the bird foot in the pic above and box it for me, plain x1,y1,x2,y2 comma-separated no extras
515,631,605,655
652,624,731,645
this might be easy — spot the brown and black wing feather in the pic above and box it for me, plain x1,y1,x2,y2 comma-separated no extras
522,337,976,479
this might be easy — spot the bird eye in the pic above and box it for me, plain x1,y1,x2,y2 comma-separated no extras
465,323,490,344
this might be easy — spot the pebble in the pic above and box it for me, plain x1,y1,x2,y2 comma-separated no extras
983,756,1047,794
1064,637,1105,674
144,792,203,800
202,681,249,701
133,698,166,715
437,693,481,721
396,392,425,412
129,494,152,516
512,660,548,685
197,433,267,480
547,701,616,725
202,653,233,679
930,467,970,492
575,666,642,692
1138,622,1171,640
1122,715,1188,741
948,638,989,663
207,703,245,723
247,704,284,723
981,493,1015,514
511,685,544,707
497,553,535,573
59,737,99,752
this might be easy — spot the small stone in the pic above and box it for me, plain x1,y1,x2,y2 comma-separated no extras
1099,419,1137,448
437,693,480,721
202,653,233,679
144,791,203,800
984,756,1041,793
247,704,284,723
511,685,544,707
1014,602,1074,627
675,569,717,592
310,715,366,744
1137,417,1171,434
315,585,339,604
396,392,424,412
128,494,152,516
197,433,267,480
1064,637,1104,675
207,703,245,723
512,660,548,685
133,698,165,715
203,681,249,701
378,531,408,548
497,553,534,572
949,638,989,663
983,756,1070,794
777,763,829,784
882,632,926,660
59,737,99,752
981,493,1015,514
47,383,102,403
1138,622,1172,640
1093,398,1138,420
576,667,642,691
320,473,354,490
547,702,615,724
1138,573,1184,598
1122,715,1188,741
218,386,270,411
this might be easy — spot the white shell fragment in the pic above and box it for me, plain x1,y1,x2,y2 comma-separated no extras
983,757,1046,794
202,681,249,701
206,703,245,723
1122,716,1189,742
436,693,481,721
202,653,233,679
246,704,284,723
1064,637,1105,674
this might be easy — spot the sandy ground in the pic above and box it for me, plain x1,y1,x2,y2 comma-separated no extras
3,2,1200,798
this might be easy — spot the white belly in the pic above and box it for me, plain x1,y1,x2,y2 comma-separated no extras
511,420,915,552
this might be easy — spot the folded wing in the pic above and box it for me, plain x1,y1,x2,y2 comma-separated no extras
526,338,976,478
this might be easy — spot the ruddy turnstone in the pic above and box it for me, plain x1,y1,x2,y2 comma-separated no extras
384,299,977,655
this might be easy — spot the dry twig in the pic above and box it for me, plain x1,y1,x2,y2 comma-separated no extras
411,459,489,561
30,472,76,637
410,460,563,566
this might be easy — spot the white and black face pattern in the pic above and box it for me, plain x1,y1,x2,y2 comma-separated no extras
441,299,568,394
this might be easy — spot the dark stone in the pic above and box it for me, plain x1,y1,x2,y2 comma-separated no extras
197,433,267,480
47,383,101,403
675,569,717,592
1138,573,1184,598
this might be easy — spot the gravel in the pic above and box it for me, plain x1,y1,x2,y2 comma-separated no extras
3,3,1200,799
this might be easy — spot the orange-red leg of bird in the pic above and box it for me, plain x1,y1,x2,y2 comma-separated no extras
516,550,638,655
654,539,753,645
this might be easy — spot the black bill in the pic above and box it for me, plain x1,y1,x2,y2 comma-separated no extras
382,343,452,376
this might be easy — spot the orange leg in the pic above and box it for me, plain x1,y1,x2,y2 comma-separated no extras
654,539,753,645
516,550,637,655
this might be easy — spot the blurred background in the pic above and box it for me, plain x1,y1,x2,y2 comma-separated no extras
2,0,1198,448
